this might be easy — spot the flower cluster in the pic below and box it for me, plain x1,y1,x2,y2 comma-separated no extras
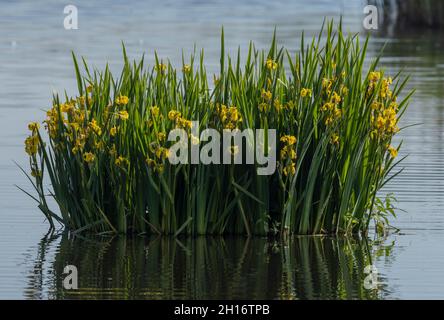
216,104,243,130
25,129,39,156
280,135,297,176
146,142,169,173
369,74,399,141
168,110,192,129
266,58,278,71
367,71,393,100
115,95,129,105
25,90,136,170
115,155,130,169
321,93,343,127
300,88,312,98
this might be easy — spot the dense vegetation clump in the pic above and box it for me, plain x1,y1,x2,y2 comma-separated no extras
22,23,411,236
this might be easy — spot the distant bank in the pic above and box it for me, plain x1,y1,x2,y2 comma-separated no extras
370,0,444,30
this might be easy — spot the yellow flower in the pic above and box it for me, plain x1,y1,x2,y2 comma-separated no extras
322,78,329,89
228,106,241,122
281,145,297,160
118,110,129,120
280,148,287,160
88,119,102,135
266,58,278,70
150,106,160,117
72,140,83,154
387,145,398,158
168,110,181,121
25,135,39,156
60,103,74,113
28,122,40,132
331,133,339,146
258,102,269,113
334,106,342,118
330,91,341,104
300,88,312,98
321,102,333,112
280,135,297,146
155,147,169,160
217,104,242,129
274,99,282,112
115,156,129,168
31,168,42,178
285,101,295,110
110,126,118,137
261,89,272,101
371,102,381,110
115,95,129,105
380,78,392,99
183,64,191,73
156,132,166,142
383,108,396,121
387,119,399,133
83,152,95,163
376,116,386,129
176,117,193,129
289,149,297,160
322,78,333,95
368,71,381,82
156,63,167,73
389,101,399,111
77,95,86,106
283,162,296,176
325,117,333,126
86,84,93,93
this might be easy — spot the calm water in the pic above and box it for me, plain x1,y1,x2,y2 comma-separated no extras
1,0,444,299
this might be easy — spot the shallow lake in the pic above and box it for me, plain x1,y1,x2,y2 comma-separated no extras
1,0,444,299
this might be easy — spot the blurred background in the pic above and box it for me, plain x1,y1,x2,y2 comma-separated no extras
0,0,444,299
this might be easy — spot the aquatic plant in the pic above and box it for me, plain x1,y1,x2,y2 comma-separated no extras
21,22,412,235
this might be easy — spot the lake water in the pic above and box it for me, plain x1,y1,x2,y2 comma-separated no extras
1,0,444,299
